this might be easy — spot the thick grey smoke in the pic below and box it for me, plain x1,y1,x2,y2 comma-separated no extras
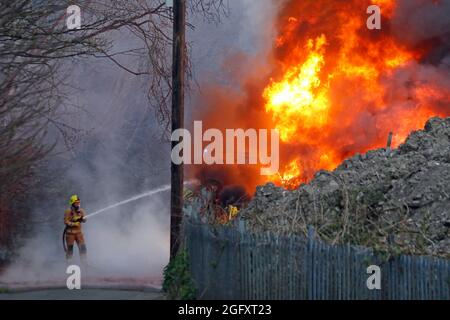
0,28,172,287
0,0,272,289
380,0,450,144
393,0,450,68
187,0,276,92
393,0,450,47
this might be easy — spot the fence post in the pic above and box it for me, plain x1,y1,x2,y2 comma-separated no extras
184,219,450,300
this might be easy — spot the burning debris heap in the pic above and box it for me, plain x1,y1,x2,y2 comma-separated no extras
240,117,450,258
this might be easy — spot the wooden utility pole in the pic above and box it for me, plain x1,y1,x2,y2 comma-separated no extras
170,0,185,259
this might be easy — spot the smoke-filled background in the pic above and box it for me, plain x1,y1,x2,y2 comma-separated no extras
0,0,274,287
1,0,449,288
0,29,171,285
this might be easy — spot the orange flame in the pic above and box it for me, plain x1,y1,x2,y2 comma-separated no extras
262,0,449,189
192,0,450,194
264,35,329,143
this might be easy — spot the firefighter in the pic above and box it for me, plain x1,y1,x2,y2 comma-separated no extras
64,195,87,263
227,205,239,221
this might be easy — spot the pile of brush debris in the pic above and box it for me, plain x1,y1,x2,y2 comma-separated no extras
241,117,450,258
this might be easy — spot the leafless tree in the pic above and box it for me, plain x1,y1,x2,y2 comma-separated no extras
0,0,227,250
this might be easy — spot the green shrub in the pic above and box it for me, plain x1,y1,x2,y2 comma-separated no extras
162,249,197,300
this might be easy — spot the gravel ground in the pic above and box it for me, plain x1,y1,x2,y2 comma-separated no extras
241,117,450,258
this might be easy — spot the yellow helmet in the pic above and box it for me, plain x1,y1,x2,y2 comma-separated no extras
227,205,239,220
69,194,80,206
